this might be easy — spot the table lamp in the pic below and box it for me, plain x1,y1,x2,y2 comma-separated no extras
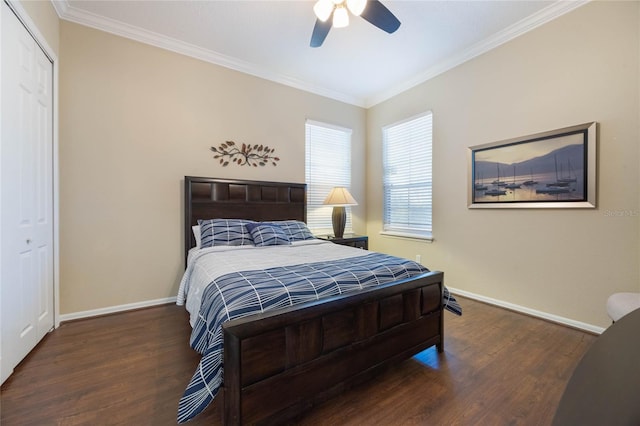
323,187,357,239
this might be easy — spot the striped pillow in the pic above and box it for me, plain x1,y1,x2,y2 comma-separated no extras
197,219,254,248
267,220,315,242
245,223,291,247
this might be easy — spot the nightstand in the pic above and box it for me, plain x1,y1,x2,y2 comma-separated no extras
317,234,368,250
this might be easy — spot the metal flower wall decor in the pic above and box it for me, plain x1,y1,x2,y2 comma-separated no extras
211,140,280,167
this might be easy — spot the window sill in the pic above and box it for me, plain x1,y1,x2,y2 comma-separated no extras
379,231,433,242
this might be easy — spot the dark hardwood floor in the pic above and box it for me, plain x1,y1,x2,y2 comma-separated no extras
0,297,596,425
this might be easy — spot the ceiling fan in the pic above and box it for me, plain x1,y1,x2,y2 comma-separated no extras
310,0,401,48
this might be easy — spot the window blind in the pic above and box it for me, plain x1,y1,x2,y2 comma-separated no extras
382,112,433,238
305,120,353,235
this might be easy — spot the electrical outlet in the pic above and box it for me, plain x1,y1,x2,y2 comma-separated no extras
416,254,421,263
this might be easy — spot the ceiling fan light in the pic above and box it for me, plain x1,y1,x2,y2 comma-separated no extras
314,0,334,22
333,5,349,28
346,0,367,16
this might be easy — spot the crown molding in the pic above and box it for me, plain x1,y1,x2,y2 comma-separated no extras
365,0,589,107
50,0,67,18
51,0,587,109
51,0,365,107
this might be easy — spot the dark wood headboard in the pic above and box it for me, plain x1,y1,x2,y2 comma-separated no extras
184,176,307,264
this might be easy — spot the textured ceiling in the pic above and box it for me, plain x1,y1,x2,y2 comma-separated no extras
53,1,585,107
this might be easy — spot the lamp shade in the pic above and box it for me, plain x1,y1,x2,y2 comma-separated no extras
346,0,367,16
332,5,349,28
313,0,334,22
323,187,358,206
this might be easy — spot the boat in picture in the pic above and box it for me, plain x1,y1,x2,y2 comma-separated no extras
485,187,507,196
557,159,577,183
537,155,571,194
545,154,573,188
522,168,538,186
537,186,570,194
475,172,488,190
485,163,507,196
546,181,570,187
504,165,521,189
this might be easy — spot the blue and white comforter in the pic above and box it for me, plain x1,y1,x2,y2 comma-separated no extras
176,240,460,423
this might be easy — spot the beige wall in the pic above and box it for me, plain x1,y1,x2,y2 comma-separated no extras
40,1,640,329
366,1,640,329
18,0,59,55
59,21,366,314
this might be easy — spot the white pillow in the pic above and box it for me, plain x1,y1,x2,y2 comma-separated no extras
192,225,201,248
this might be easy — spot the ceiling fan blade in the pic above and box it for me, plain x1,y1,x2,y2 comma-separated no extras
310,18,332,48
360,0,401,34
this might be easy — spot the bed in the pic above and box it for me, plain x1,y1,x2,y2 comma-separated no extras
177,176,460,424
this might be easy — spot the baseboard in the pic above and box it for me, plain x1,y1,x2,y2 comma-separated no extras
448,287,605,335
59,296,177,323
58,290,606,334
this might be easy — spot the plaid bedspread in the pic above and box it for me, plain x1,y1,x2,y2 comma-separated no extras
177,252,461,423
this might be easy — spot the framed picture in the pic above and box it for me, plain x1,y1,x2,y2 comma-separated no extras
468,122,597,209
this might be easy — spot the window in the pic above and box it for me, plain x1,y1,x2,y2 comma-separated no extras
382,112,433,239
305,120,353,235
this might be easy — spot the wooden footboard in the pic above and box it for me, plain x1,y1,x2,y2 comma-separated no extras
222,270,444,425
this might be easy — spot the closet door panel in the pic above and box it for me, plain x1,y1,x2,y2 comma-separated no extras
1,2,54,384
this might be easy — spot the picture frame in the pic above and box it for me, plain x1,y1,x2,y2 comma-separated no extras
468,122,597,209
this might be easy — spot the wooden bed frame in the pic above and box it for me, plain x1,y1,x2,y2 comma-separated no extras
184,176,445,425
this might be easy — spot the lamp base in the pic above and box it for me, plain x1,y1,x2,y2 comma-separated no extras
332,206,346,239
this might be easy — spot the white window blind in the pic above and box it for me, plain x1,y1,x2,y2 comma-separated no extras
382,112,433,239
305,120,353,235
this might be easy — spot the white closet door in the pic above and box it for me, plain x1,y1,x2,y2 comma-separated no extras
1,2,54,384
